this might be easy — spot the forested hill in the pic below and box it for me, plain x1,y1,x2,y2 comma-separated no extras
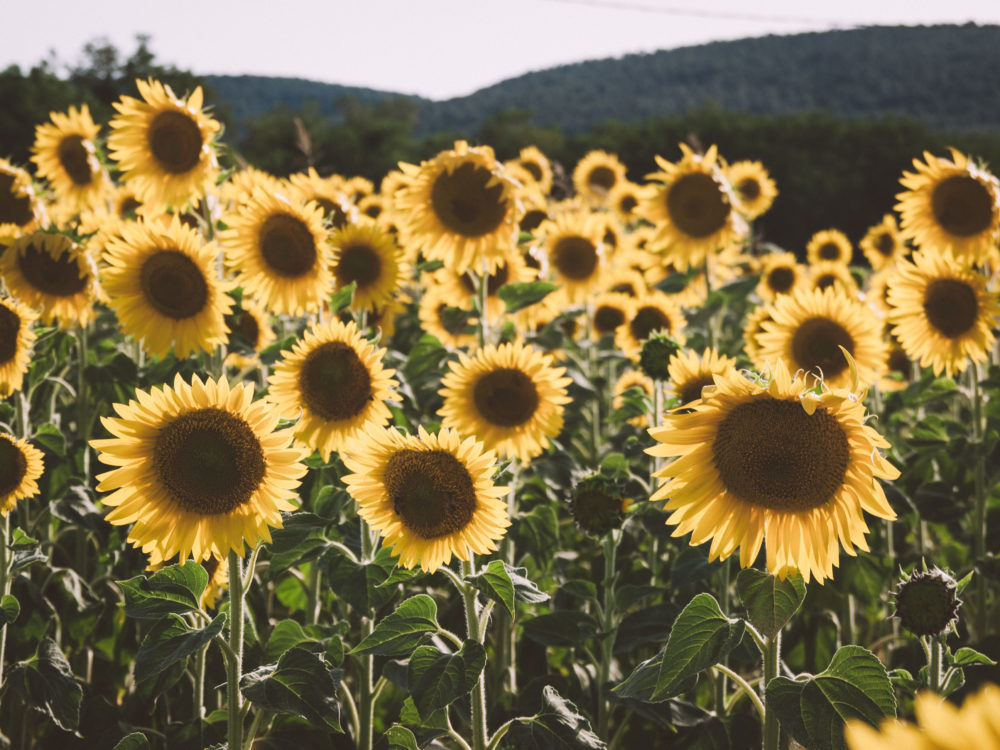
204,24,1000,134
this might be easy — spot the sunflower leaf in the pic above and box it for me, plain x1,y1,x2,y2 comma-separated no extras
736,568,806,640
504,685,606,749
241,646,343,733
119,561,209,619
33,423,65,456
113,732,150,750
329,281,357,313
135,612,226,684
650,592,745,701
265,619,322,662
350,594,439,656
465,560,549,618
404,334,447,380
407,640,486,719
0,594,19,626
384,725,419,750
8,638,82,734
498,281,559,313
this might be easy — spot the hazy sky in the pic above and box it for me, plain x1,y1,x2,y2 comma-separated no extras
8,1,1000,99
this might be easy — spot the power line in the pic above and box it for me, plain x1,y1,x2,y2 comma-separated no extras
538,0,850,26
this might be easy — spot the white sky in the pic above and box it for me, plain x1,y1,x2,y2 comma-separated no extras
7,0,1000,100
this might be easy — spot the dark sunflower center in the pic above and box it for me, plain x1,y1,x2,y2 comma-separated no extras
0,304,21,365
0,437,27,497
385,449,477,539
297,341,371,421
611,281,639,296
315,199,350,229
259,213,318,278
630,305,672,342
0,173,35,227
818,242,841,261
363,203,382,219
119,195,142,218
767,266,795,294
521,160,543,182
593,304,626,335
931,175,995,237
140,250,208,320
712,398,850,511
678,374,716,405
737,177,761,202
790,316,855,380
815,274,838,291
17,242,87,297
460,264,509,295
587,166,616,191
430,162,507,238
552,236,598,280
603,229,618,248
619,194,638,214
520,209,547,233
667,172,730,239
888,346,910,375
57,135,93,186
148,110,203,175
875,232,894,257
227,311,261,347
336,243,382,289
923,278,978,338
473,367,539,427
154,407,265,515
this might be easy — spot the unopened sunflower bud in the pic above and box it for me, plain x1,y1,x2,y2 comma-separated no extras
639,332,680,381
892,566,962,637
569,474,631,537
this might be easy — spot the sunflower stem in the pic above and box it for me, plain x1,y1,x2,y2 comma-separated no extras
970,362,989,641
307,561,322,626
75,323,90,480
226,550,245,750
762,631,781,750
476,263,490,351
927,635,943,693
714,558,732,714
459,558,488,750
712,664,764,723
193,640,206,719
596,529,619,739
702,256,716,351
495,464,519,695
358,518,375,750
0,513,10,693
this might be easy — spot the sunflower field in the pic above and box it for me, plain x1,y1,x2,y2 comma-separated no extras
0,77,998,750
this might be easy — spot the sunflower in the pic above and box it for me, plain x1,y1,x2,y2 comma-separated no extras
102,218,232,358
573,150,627,203
616,291,687,359
358,194,386,221
31,104,109,212
220,167,283,211
591,291,633,339
108,79,220,210
806,229,853,265
601,266,649,298
726,160,778,220
438,341,572,462
512,145,553,195
91,374,308,564
846,683,1000,750
647,359,898,583
886,250,999,377
810,261,859,295
667,348,738,406
221,189,331,316
599,214,626,261
329,219,407,313
0,433,44,517
756,287,886,390
536,209,606,303
756,252,805,302
0,297,36,398
286,168,357,229
895,148,1000,262
224,298,276,371
864,268,894,318
418,284,478,349
613,369,655,428
609,181,649,224
0,231,100,327
344,175,374,203
743,305,773,362
860,214,906,270
395,141,522,275
341,425,509,572
0,159,46,239
267,318,399,461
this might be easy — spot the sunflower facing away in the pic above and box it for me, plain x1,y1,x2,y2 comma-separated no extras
267,318,400,461
806,228,853,265
341,424,510,573
0,231,100,327
756,287,886,390
395,141,522,274
91,374,308,564
647,359,899,583
667,347,738,406
756,252,804,302
31,104,109,212
102,217,233,358
886,250,1000,377
0,433,44,517
108,79,220,209
895,148,1000,262
573,150,627,203
726,160,778,220
0,297,37,398
0,158,46,239
439,341,572,463
221,189,331,316
641,144,746,271
329,219,407,313
860,214,906,270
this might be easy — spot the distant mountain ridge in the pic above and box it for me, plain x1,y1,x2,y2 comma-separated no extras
205,24,1000,134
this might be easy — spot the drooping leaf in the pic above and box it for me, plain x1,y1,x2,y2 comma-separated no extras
498,281,559,313
135,613,226,684
0,594,19,626
736,568,806,640
407,640,486,719
33,423,66,456
119,561,208,619
241,646,343,732
265,619,322,662
9,638,82,733
351,594,439,656
113,732,151,750
465,560,549,618
505,685,606,749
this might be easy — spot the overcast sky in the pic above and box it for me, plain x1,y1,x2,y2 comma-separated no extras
7,0,1000,100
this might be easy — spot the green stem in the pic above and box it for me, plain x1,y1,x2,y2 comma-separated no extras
971,363,988,640
307,561,322,626
244,709,267,750
476,264,490,351
193,641,206,719
762,632,781,750
0,513,10,693
927,636,942,693
75,324,90,480
596,531,619,739
712,664,764,722
703,256,716,351
842,593,856,647
227,551,245,750
714,558,732,714
358,518,375,750
495,465,519,694
459,558,488,750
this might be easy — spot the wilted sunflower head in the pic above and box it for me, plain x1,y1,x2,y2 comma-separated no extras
891,565,961,637
569,474,631,536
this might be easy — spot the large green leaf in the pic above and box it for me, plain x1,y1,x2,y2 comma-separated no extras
119,561,208,619
113,733,150,750
9,638,82,733
407,640,486,719
265,619,322,662
651,593,745,701
0,594,19,626
505,685,606,749
329,280,357,313
135,613,226,684
241,646,343,732
498,281,559,313
465,560,549,617
736,568,806,640
324,544,416,614
351,594,439,656
522,611,600,647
